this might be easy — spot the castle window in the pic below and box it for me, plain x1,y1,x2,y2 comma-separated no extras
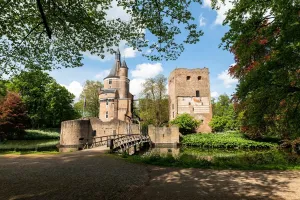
105,111,108,119
109,79,112,84
106,99,109,106
173,112,174,118
198,76,201,80
196,90,200,97
172,104,174,109
186,76,191,80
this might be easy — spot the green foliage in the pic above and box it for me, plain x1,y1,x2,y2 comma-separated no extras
213,0,300,140
0,0,204,74
182,132,277,149
79,80,103,118
170,113,201,135
7,70,78,128
0,92,29,141
24,129,60,140
210,94,239,132
138,74,169,127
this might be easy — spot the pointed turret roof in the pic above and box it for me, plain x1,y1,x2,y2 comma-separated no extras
121,59,128,68
105,49,121,79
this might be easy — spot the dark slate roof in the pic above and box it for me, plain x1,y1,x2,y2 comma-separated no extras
105,62,119,79
121,60,128,68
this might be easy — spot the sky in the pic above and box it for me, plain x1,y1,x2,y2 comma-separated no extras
50,0,238,101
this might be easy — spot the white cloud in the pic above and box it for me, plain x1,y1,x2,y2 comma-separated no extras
131,63,163,79
105,0,131,22
124,47,138,58
211,91,219,98
61,81,83,101
130,78,146,96
95,70,110,81
202,0,211,8
203,0,233,25
130,63,164,97
217,69,238,88
199,14,207,27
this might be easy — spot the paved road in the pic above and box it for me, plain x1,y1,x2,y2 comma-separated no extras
1,151,300,200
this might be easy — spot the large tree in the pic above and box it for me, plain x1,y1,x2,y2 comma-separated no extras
76,80,103,118
213,0,300,139
7,70,78,128
138,74,169,127
0,92,29,141
0,0,204,74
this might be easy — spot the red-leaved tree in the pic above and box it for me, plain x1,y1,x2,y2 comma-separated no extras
0,92,29,141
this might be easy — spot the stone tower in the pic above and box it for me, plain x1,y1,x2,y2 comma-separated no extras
168,68,212,132
99,50,133,122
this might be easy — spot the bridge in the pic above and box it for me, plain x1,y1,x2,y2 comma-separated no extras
83,134,151,152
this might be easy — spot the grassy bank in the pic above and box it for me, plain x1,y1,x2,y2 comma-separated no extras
122,150,300,170
24,129,60,140
182,132,277,149
0,140,59,152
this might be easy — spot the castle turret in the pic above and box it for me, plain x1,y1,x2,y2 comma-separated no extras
119,59,129,98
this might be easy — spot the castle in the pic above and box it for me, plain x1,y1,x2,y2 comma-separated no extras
99,49,133,122
168,68,212,132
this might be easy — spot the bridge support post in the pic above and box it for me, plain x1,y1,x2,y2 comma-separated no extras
108,139,114,150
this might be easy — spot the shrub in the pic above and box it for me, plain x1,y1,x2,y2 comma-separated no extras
170,113,201,135
0,92,29,141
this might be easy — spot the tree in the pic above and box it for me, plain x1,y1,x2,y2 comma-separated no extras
7,70,78,128
0,92,29,141
213,0,300,139
0,0,204,74
139,74,169,127
170,113,201,135
209,94,238,132
78,80,103,117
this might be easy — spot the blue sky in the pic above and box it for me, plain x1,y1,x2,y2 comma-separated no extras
50,0,237,101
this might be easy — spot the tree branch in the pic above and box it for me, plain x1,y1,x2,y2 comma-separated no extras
36,0,52,39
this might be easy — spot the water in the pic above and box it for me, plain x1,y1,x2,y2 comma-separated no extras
0,139,59,151
134,146,300,169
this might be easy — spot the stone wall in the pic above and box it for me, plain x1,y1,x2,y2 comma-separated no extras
168,68,212,133
148,125,180,145
60,119,93,152
60,118,141,152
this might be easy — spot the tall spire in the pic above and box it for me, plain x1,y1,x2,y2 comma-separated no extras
121,59,128,68
115,48,121,61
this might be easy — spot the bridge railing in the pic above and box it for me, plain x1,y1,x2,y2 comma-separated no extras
83,134,144,149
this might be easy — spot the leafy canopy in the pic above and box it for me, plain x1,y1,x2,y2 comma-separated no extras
0,0,204,74
213,0,300,139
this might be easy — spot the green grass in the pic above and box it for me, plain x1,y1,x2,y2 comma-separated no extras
24,129,60,140
182,132,277,149
0,140,59,152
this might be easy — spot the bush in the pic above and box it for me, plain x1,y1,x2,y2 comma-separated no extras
181,132,277,149
170,113,201,135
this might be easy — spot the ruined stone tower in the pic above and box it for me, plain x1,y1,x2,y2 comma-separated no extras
168,68,212,132
99,49,133,122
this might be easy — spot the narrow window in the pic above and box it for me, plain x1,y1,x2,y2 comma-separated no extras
189,102,191,105
172,104,174,109
196,90,200,97
198,76,201,80
173,112,174,118
109,79,112,84
105,111,108,119
106,99,109,106
186,76,191,80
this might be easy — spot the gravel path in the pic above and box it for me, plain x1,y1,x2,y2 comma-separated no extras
0,151,148,200
1,151,300,200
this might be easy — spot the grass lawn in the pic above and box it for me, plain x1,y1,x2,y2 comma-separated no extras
24,129,60,140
